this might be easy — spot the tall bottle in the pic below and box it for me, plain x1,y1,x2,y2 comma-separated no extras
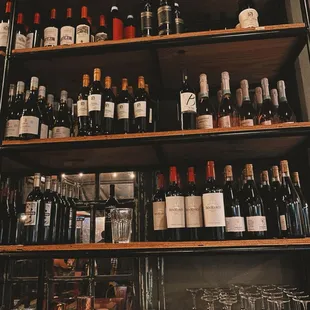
88,68,103,135
174,2,184,34
134,76,148,132
60,8,75,45
67,98,74,136
104,184,119,243
185,167,203,241
277,80,295,123
95,15,108,42
141,0,153,37
259,78,274,125
44,8,59,47
14,13,26,49
179,69,196,130
238,0,259,28
0,1,11,51
0,178,10,244
19,76,41,140
223,165,245,240
77,74,90,136
271,88,280,124
37,86,49,139
254,86,263,117
56,180,65,243
67,186,76,244
76,6,90,43
26,13,42,48
102,76,116,134
53,90,71,138
242,164,267,239
46,94,55,138
157,0,173,35
7,178,17,244
60,183,71,243
110,5,123,40
24,173,44,245
50,176,61,243
117,78,132,134
239,79,256,126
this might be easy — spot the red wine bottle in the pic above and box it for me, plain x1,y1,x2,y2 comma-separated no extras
76,6,91,43
95,15,108,42
60,8,75,45
102,76,116,134
37,86,49,139
0,1,11,51
51,177,62,244
44,8,59,47
26,13,42,48
42,176,54,244
134,76,148,133
277,80,295,123
77,74,90,136
104,184,119,243
67,186,77,244
53,90,71,138
14,13,26,49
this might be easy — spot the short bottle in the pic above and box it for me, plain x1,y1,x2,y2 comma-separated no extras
14,13,26,49
60,8,75,45
239,79,256,126
238,0,259,28
124,14,136,39
110,5,123,40
26,12,42,48
277,80,296,123
44,8,59,47
76,6,91,43
77,74,90,136
95,15,108,42
102,76,116,134
134,76,149,133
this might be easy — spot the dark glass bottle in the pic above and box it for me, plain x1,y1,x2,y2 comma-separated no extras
239,79,256,126
157,0,173,35
53,90,71,138
110,5,123,40
0,1,11,51
141,0,153,37
174,2,184,34
165,166,185,241
37,86,49,139
76,6,91,43
185,167,203,241
14,13,26,49
259,77,275,125
56,180,66,243
223,165,245,240
67,186,76,244
61,183,71,243
7,179,17,245
50,176,61,243
104,184,119,243
117,78,132,133
44,8,59,47
102,76,116,134
0,178,10,244
26,13,42,48
145,84,155,132
124,14,136,39
77,74,90,136
46,94,55,138
67,97,74,136
254,87,263,118
95,15,108,42
134,76,149,133
60,8,75,45
277,80,295,123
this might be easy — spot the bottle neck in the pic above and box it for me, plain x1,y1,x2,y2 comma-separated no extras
34,174,40,188
156,174,164,190
45,177,51,191
169,168,178,185
52,181,57,193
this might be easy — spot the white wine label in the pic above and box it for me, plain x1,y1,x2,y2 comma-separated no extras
48,130,53,138
225,216,245,232
241,119,254,127
15,33,26,49
76,24,90,43
19,116,39,135
185,196,203,228
197,115,213,129
239,8,259,28
25,201,38,226
77,99,88,116
40,124,48,139
246,216,267,232
218,115,231,128
60,26,75,45
202,193,226,227
95,32,108,42
166,196,185,228
26,33,34,48
153,201,167,230
5,119,20,138
117,103,129,120
0,22,9,47
134,101,147,118
104,101,115,118
44,202,52,226
95,216,105,243
52,126,70,138
280,215,287,231
88,94,102,112
261,120,272,125
44,27,58,46
180,92,197,113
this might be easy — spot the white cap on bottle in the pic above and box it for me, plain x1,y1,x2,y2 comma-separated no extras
261,77,270,99
240,79,250,100
16,81,25,94
221,71,230,94
236,88,243,108
199,73,209,97
255,87,263,105
271,89,279,107
38,86,46,98
277,80,287,102
30,77,39,90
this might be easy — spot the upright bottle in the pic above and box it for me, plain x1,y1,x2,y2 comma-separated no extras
174,2,184,34
42,176,55,244
67,186,76,244
14,13,26,49
95,15,108,42
7,178,17,244
235,88,243,112
271,88,280,124
0,178,10,244
239,79,256,126
102,76,116,134
124,14,136,39
259,78,274,125
238,0,259,28
88,68,103,135
110,5,123,40
49,176,61,244
53,90,71,138
134,76,148,132
254,86,263,117
67,98,74,136
0,1,11,51
202,161,225,240
60,8,75,45
223,165,245,240
197,74,216,129
46,94,55,138
141,0,153,37
37,86,49,139
19,76,41,140
117,78,132,134
104,184,119,243
277,80,295,123
179,69,196,130
157,0,173,35
76,6,90,43
77,74,90,136
145,84,155,132
185,167,203,241
24,173,44,245
26,13,42,48
52,178,63,243
44,8,58,47
61,183,71,243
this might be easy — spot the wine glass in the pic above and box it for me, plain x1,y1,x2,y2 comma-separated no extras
267,297,290,310
247,292,262,310
201,292,219,310
293,297,310,310
186,288,201,310
219,293,238,310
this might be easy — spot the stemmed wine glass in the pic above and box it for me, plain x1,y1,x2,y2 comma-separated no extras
201,292,219,310
293,297,310,310
219,292,238,310
186,288,201,310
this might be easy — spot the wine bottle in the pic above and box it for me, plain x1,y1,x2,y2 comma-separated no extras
88,68,103,135
179,69,196,130
59,183,70,243
157,0,173,35
19,76,41,140
174,2,184,34
239,79,256,126
26,13,42,48
7,178,17,244
145,84,155,132
236,88,243,111
24,173,44,245
52,178,62,243
124,14,136,39
259,78,274,125
44,8,59,47
117,78,132,134
76,6,90,43
53,90,71,138
42,176,54,244
223,165,245,240
112,86,118,97
87,16,95,42
0,1,11,51
46,94,55,138
95,15,108,42
277,80,295,123
67,98,74,136
238,0,259,28
185,167,203,241
102,76,116,134
60,8,75,45
77,74,90,136
292,172,310,237
67,186,76,244
0,178,10,244
14,13,26,49
242,164,267,239
165,166,185,241
110,5,123,40
134,76,148,133
254,87,263,117
202,161,225,241
37,86,49,139
104,184,119,243
48,176,61,244
141,0,153,37
197,73,216,129
271,88,280,124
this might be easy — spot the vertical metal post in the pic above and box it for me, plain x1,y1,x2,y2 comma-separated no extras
36,260,46,310
1,259,10,309
300,0,310,60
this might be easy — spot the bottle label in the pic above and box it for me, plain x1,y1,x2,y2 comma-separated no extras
95,32,108,42
225,216,245,232
117,103,129,120
104,101,115,118
124,25,136,39
246,216,267,232
44,27,58,46
19,116,39,135
261,120,272,125
180,92,197,113
60,26,75,45
25,201,38,226
202,193,226,227
44,202,52,226
95,216,105,242
48,130,53,138
76,24,90,43
112,18,123,40
134,101,147,118
166,196,185,228
185,196,203,228
197,115,213,129
240,119,254,127
77,99,88,116
175,18,184,34
88,94,102,112
153,201,167,230
26,33,34,48
15,33,26,49
239,8,259,28
52,126,70,138
40,124,48,139
0,22,9,47
158,5,172,28
149,108,153,124
141,11,152,32
218,115,231,128
5,119,20,138
280,215,287,231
